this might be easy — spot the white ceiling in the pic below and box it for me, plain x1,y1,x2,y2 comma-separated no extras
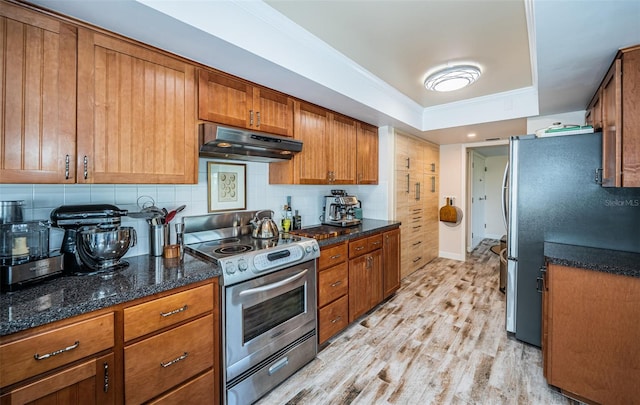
26,0,640,145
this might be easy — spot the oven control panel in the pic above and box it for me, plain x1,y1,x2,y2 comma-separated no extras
220,238,319,284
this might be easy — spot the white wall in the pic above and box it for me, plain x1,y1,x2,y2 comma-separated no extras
438,144,466,261
527,110,586,133
1,128,394,257
484,155,508,239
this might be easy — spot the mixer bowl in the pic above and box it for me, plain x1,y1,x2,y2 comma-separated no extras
76,227,136,269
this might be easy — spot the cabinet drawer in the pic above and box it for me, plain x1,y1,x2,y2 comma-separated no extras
318,295,349,344
124,314,214,404
367,234,383,251
318,243,348,270
349,234,382,258
318,262,348,307
1,313,114,388
124,284,213,341
148,369,215,405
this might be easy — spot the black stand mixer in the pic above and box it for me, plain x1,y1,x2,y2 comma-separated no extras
50,205,135,274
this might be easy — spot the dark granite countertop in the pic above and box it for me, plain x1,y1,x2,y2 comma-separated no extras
293,219,401,248
544,242,640,278
1,254,220,337
0,219,399,337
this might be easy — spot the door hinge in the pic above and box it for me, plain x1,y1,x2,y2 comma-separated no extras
595,168,603,185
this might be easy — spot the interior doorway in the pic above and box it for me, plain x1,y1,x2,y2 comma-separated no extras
466,145,508,252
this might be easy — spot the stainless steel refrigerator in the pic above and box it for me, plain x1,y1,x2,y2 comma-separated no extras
505,132,640,347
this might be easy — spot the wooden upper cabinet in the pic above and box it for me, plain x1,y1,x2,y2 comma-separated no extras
356,122,378,184
293,101,330,184
592,44,640,188
198,69,293,136
328,113,357,184
77,28,197,184
0,3,77,183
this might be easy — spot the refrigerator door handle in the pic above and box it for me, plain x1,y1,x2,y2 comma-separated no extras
501,162,509,231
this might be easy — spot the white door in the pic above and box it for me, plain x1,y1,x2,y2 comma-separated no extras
471,152,486,250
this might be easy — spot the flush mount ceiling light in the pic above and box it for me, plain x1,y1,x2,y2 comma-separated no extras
424,65,481,92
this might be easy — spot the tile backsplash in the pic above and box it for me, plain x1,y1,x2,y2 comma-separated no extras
1,159,389,257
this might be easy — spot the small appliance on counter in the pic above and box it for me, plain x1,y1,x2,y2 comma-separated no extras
322,190,362,227
1,218,62,291
50,204,136,274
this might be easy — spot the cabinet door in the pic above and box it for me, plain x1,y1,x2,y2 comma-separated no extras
294,101,330,184
253,87,294,136
0,3,76,183
328,113,357,184
600,59,621,187
1,353,115,405
77,28,197,184
356,122,378,184
382,229,401,299
348,249,382,322
198,69,252,128
621,48,640,187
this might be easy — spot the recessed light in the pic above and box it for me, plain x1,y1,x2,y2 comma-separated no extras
425,65,481,92
467,133,477,138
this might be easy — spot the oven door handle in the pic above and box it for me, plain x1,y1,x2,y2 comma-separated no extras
239,269,308,297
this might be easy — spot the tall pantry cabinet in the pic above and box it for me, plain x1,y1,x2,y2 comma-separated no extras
394,133,439,278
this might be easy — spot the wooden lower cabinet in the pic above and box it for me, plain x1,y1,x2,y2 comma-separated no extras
542,263,640,404
348,248,382,322
316,242,349,344
382,228,401,298
148,369,215,405
0,353,114,405
1,280,221,405
124,315,214,404
318,296,349,344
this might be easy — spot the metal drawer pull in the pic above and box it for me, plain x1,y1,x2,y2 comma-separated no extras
330,254,342,260
161,352,188,368
83,156,88,180
355,246,365,251
65,154,70,179
331,280,342,287
412,256,422,263
256,111,261,127
103,362,109,392
413,226,421,230
249,110,254,126
331,316,342,324
371,241,381,246
34,341,79,360
268,357,289,375
160,304,188,317
412,241,422,246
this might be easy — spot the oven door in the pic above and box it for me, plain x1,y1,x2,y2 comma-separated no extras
225,260,316,381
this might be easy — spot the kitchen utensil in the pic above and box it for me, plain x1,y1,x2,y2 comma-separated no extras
76,227,137,270
0,220,49,261
0,201,24,224
250,210,279,239
439,197,458,223
150,224,169,256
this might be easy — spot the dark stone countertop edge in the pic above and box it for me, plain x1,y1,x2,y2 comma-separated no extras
544,242,640,278
1,220,400,337
1,256,220,337
313,219,401,248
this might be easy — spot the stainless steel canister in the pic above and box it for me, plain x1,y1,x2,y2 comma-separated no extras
149,224,169,257
0,201,24,224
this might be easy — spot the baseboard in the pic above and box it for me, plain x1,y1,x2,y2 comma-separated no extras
439,251,466,261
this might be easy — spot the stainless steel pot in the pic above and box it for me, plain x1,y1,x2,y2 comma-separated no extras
0,201,24,224
250,210,279,239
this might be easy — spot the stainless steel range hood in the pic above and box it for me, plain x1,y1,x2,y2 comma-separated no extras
198,123,302,162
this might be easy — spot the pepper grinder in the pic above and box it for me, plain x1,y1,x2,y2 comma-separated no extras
175,222,185,260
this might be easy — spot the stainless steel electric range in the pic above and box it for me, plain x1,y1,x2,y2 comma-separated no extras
183,211,320,405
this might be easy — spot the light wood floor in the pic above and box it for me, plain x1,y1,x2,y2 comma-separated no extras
257,239,575,405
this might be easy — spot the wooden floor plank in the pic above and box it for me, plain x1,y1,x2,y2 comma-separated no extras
256,239,575,405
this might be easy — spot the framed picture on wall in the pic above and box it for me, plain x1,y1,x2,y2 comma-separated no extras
207,162,246,212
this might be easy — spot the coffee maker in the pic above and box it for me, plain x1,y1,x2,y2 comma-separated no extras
1,200,62,290
322,190,362,227
50,204,135,274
